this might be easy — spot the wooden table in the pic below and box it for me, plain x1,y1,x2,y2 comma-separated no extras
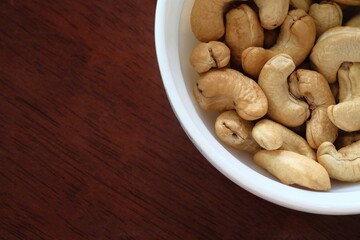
1,1,360,239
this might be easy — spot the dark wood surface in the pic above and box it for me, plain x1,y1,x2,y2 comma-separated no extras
1,1,360,239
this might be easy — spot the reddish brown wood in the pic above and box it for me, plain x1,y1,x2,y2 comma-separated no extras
1,1,360,239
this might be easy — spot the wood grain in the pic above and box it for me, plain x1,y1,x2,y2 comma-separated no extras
1,1,360,239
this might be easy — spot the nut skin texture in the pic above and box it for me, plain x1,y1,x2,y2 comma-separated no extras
317,141,360,182
193,68,268,121
310,26,360,84
289,69,338,149
333,0,360,6
215,110,261,153
242,9,316,78
258,54,310,127
290,0,313,12
309,2,343,37
190,0,233,42
225,4,264,67
190,41,231,74
254,0,289,30
254,150,331,191
327,63,360,132
252,119,316,159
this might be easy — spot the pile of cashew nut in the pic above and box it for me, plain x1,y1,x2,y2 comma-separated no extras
190,0,360,191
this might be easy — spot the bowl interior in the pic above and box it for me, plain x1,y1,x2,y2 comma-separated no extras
155,0,360,214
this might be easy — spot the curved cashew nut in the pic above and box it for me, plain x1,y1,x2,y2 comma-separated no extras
254,0,289,30
258,54,310,127
193,68,268,121
191,0,234,42
225,4,264,67
290,0,313,12
215,110,261,153
289,69,338,149
345,13,360,27
252,119,316,159
309,2,343,37
310,26,360,83
241,9,316,78
254,150,331,191
190,41,231,74
317,141,360,182
328,62,360,132
333,0,360,6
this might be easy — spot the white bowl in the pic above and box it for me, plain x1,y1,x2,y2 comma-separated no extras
155,0,360,215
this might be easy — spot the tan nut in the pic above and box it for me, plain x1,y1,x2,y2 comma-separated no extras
333,0,360,6
193,68,268,121
252,119,316,159
317,141,360,182
242,9,316,78
310,26,360,83
289,69,338,149
290,0,313,12
254,150,331,191
254,0,289,30
309,2,343,37
225,4,264,67
328,62,360,132
345,13,360,27
215,110,261,153
337,63,360,102
190,0,233,42
190,41,231,74
258,54,310,127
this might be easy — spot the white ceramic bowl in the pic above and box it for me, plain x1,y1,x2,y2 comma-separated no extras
155,0,360,215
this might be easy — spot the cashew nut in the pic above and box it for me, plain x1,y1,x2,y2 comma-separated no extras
308,2,343,37
258,54,310,127
254,0,289,30
193,68,268,121
328,62,360,132
345,13,360,27
254,150,331,191
242,9,316,78
337,63,360,102
252,119,316,159
190,0,233,42
188,0,360,190
215,110,261,153
190,41,231,74
333,0,360,6
289,69,338,149
225,4,264,67
310,26,360,83
290,0,313,12
317,141,360,182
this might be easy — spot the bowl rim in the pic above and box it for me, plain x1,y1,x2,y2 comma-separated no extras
154,0,360,215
